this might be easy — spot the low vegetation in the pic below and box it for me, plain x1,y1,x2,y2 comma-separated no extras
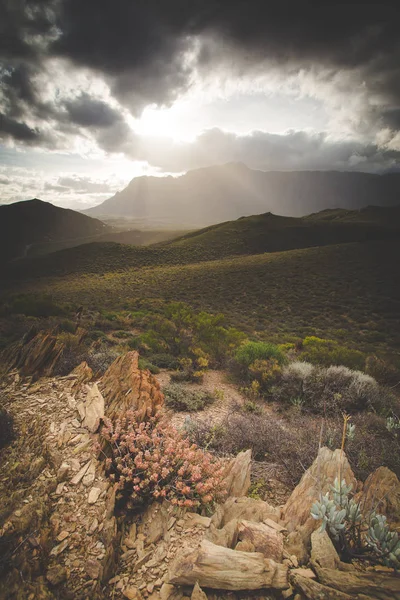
98,409,226,510
164,384,216,412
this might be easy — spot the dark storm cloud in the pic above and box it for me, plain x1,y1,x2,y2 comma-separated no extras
0,113,40,142
63,93,122,129
1,0,400,156
51,1,400,112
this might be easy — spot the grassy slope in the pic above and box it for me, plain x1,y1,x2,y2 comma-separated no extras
6,240,400,354
4,208,399,278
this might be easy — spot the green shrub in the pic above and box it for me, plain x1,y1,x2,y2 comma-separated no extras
0,407,15,449
138,357,160,374
149,353,180,369
127,336,141,350
88,329,108,341
235,341,287,369
113,330,132,339
164,384,215,412
300,336,365,370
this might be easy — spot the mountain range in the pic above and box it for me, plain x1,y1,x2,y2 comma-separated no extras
85,163,400,227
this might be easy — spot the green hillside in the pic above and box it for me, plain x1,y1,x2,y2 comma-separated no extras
4,240,400,354
3,206,399,279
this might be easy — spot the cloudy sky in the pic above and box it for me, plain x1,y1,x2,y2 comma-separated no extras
1,0,400,208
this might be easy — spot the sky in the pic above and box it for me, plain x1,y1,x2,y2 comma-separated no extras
1,1,400,209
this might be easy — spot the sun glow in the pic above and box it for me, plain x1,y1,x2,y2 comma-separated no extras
133,103,198,142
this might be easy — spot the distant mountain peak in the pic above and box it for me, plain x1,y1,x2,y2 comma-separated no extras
85,166,400,227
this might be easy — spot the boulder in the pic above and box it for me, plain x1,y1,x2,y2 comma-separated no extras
223,450,252,498
354,466,400,525
168,539,289,591
282,447,357,533
82,383,105,432
236,520,283,562
99,351,164,421
310,529,340,570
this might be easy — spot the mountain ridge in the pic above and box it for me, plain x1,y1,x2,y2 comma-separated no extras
85,165,400,227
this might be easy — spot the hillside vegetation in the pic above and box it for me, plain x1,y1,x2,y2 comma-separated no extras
3,240,399,355
3,205,399,279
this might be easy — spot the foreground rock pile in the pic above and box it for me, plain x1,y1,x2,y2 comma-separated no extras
1,341,400,600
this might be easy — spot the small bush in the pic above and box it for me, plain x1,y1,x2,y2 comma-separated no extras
127,337,141,350
300,336,365,370
149,353,180,369
88,329,108,341
113,330,132,339
99,410,226,509
365,355,400,386
87,345,121,375
0,407,14,449
164,384,215,412
138,357,160,374
274,361,395,415
234,341,286,370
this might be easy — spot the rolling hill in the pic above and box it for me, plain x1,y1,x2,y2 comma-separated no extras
3,240,400,354
4,205,399,279
0,199,190,262
0,199,111,262
85,163,400,227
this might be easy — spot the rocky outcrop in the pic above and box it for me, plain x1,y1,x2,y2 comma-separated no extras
354,466,400,525
99,351,164,421
79,383,105,433
71,361,94,388
2,328,65,380
223,449,251,498
282,447,357,533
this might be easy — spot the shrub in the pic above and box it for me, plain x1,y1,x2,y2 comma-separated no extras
99,410,226,509
164,384,215,412
365,355,400,386
0,407,14,449
248,358,282,394
113,330,133,339
234,341,286,370
274,361,395,415
300,336,365,370
87,345,121,375
149,353,181,370
138,357,160,374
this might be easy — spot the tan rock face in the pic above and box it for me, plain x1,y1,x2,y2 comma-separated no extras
282,447,357,533
82,383,105,433
354,466,400,525
71,361,93,387
99,351,164,421
3,329,65,380
223,449,252,498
